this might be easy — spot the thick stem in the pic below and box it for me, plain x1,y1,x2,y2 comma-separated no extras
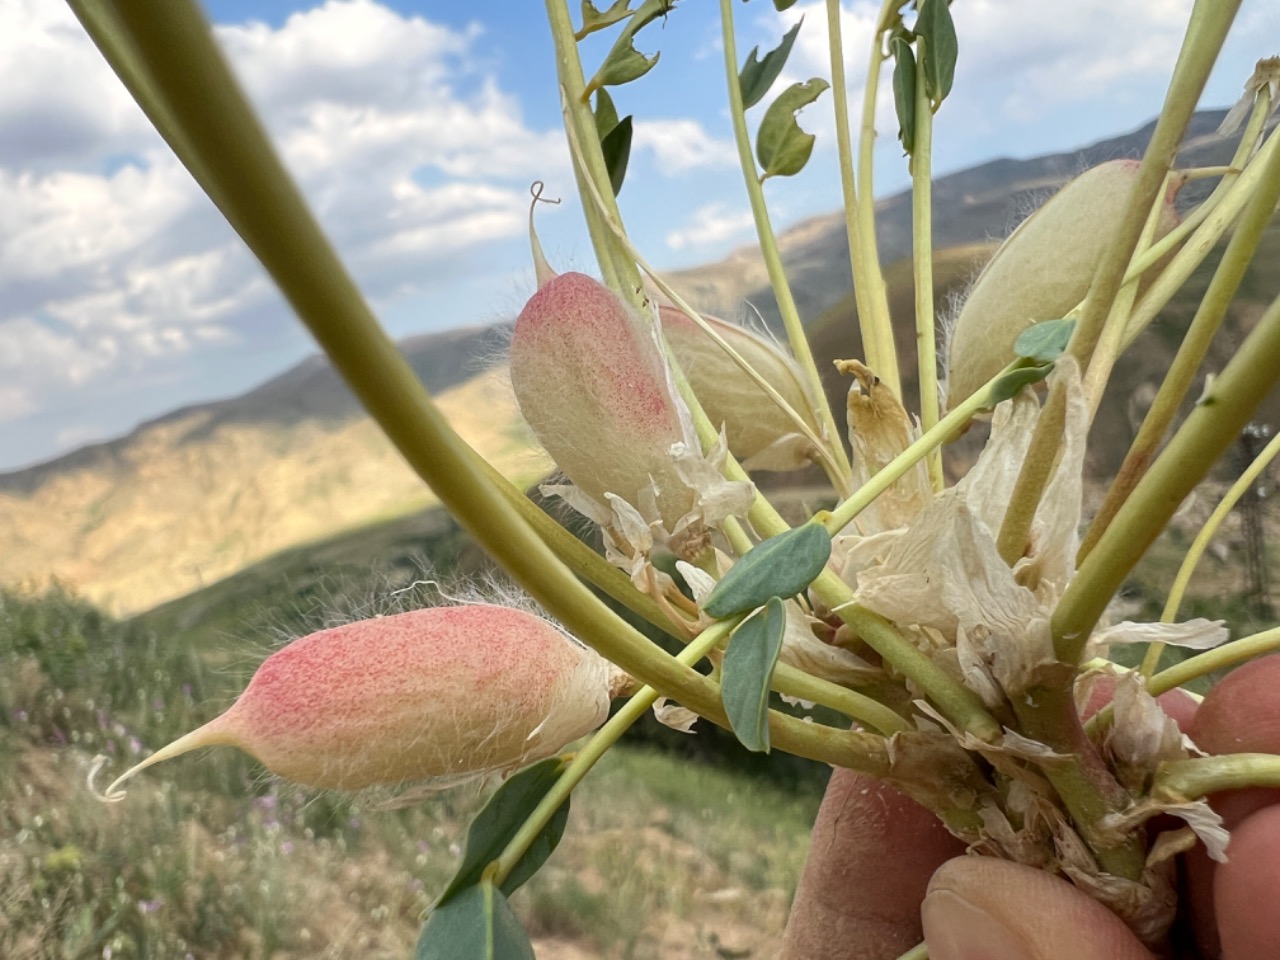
544,0,642,300
1157,754,1280,800
1081,125,1280,561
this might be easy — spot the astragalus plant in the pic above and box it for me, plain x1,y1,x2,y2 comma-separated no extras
76,1,1280,957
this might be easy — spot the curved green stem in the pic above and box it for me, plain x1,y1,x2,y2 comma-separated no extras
1083,125,1280,564
1147,624,1280,697
910,37,942,491
718,0,854,487
825,0,878,386
1054,290,1280,668
854,1,903,397
490,618,897,887
1157,753,1280,800
545,0,643,301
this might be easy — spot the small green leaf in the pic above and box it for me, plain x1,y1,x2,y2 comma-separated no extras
579,0,633,39
594,88,620,140
755,78,829,179
915,0,957,105
890,36,916,155
721,597,787,753
703,522,831,618
987,363,1053,407
589,0,671,91
772,0,799,10
739,19,803,110
438,758,569,906
416,882,535,960
600,115,633,195
1013,318,1076,363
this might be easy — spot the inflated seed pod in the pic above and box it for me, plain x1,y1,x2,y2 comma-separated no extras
510,272,696,529
945,159,1180,406
659,305,822,471
95,605,620,797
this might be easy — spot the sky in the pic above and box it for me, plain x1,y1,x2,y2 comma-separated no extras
1,0,1277,472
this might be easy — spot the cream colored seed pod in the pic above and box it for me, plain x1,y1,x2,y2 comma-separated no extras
95,605,621,798
659,305,823,471
945,159,1180,407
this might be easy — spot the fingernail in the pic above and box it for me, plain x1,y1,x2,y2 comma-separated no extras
922,890,1032,960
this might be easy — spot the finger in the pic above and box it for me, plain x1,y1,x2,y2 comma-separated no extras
781,769,965,960
1183,654,1280,957
1213,804,1280,960
922,858,1155,960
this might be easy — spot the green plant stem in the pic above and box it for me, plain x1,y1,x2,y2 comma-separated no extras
544,0,643,302
718,0,853,486
1072,0,1238,371
1121,124,1280,349
825,0,878,385
1053,290,1280,668
1082,126,1280,564
820,372,1002,535
1141,429,1280,675
1124,92,1271,284
994,0,1240,567
490,618,897,887
771,662,910,735
910,37,943,492
90,0,850,748
894,944,929,960
1147,624,1280,697
1156,753,1280,800
814,577,1002,744
854,2,902,397
1010,685,1147,879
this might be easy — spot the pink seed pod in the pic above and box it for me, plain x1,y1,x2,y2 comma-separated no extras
510,272,696,530
94,605,620,798
946,159,1181,406
659,305,822,471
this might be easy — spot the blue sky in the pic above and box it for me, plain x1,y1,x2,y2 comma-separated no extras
1,0,1278,472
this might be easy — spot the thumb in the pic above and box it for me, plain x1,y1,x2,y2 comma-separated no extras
922,858,1155,960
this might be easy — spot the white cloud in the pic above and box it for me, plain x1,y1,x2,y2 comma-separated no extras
0,0,566,461
665,203,755,251
633,118,737,173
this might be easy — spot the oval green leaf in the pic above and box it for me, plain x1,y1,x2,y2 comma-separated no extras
594,88,620,140
416,882,535,960
600,115,633,195
891,36,916,155
589,0,670,91
721,597,787,753
1013,318,1076,363
703,522,831,618
987,363,1053,408
739,19,803,110
439,758,570,906
916,0,957,105
756,78,829,179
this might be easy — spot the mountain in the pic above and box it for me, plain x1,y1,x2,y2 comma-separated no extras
0,326,550,615
2,110,1277,615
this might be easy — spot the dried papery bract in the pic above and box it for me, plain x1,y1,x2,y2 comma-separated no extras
946,159,1181,406
660,305,823,472
93,605,622,798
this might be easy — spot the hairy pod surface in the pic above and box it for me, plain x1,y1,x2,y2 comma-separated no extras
660,305,822,471
510,272,695,527
946,159,1180,406
98,605,617,796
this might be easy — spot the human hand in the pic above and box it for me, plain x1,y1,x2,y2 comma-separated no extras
780,655,1280,960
